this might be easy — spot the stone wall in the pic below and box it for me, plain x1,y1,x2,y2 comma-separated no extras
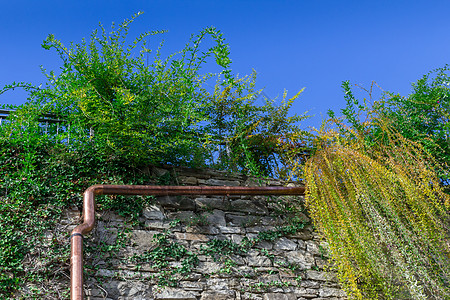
66,166,346,300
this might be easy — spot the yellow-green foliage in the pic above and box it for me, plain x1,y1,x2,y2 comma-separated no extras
305,121,450,299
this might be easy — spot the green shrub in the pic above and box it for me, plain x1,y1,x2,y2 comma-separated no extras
2,12,308,176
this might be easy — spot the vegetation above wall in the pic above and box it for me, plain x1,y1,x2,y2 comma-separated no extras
2,12,310,179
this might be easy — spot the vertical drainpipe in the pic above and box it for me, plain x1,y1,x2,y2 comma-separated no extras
71,186,97,300
70,185,305,300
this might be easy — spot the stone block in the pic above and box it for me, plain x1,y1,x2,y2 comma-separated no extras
129,230,159,250
288,230,313,240
229,254,245,266
263,293,297,300
218,225,242,234
179,281,205,291
246,225,274,233
94,269,115,278
254,240,273,250
95,269,152,280
296,239,306,250
195,197,230,210
87,280,121,299
174,232,209,241
145,220,171,230
241,292,263,300
306,270,337,282
235,266,256,278
305,240,320,255
186,225,220,235
319,287,347,298
260,216,277,226
117,281,152,298
206,278,230,290
293,287,319,298
143,204,165,220
274,238,297,251
202,168,242,180
197,261,222,274
93,222,118,245
226,214,260,227
268,180,284,186
181,176,198,185
201,290,236,300
285,251,314,270
299,280,320,288
231,234,244,244
85,288,105,298
96,210,126,224
246,233,258,240
260,274,281,283
157,195,196,210
315,257,328,269
229,199,268,215
154,287,198,299
247,250,272,267
174,211,197,224
205,178,240,186
203,209,226,226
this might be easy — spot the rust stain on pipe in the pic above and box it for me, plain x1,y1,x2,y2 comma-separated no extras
70,184,305,300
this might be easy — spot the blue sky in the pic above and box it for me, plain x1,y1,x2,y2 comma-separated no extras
1,0,450,128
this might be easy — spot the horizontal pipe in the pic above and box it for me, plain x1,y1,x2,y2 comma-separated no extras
91,184,305,196
71,184,305,300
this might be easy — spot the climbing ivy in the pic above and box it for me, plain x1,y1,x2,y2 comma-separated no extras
130,231,199,287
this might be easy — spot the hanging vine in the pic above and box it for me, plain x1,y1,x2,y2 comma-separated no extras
305,119,450,299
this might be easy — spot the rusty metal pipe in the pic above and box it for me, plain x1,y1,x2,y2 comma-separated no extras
70,184,305,300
